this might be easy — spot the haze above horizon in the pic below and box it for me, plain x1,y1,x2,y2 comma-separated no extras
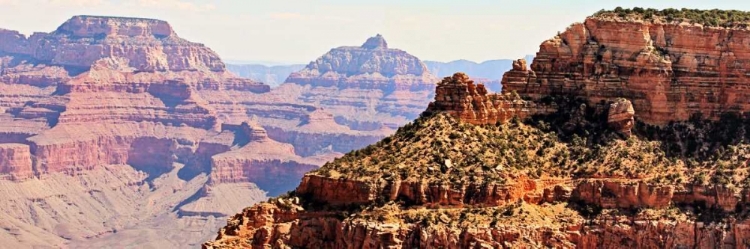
2,0,749,65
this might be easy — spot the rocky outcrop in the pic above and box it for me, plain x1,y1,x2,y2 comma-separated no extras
199,35,438,160
502,14,750,125
208,172,750,248
427,72,555,125
295,173,750,212
607,98,636,137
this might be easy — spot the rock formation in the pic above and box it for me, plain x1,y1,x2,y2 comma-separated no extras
427,72,555,125
0,15,273,179
502,11,750,125
286,34,436,92
607,98,635,137
205,73,750,248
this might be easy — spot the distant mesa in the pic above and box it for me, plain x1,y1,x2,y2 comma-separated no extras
284,34,437,92
56,15,176,39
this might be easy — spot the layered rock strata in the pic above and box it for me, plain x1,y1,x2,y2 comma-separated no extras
502,13,750,125
197,35,438,160
0,15,274,180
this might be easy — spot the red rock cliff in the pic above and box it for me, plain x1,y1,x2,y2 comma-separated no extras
502,14,750,125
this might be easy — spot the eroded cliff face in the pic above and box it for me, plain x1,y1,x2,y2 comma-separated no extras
207,200,750,249
502,15,750,125
6,15,223,72
0,143,32,180
206,109,750,249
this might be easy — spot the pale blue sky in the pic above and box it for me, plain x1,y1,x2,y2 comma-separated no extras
1,0,749,64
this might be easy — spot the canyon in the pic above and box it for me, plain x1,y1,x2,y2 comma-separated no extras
206,9,750,249
0,16,437,248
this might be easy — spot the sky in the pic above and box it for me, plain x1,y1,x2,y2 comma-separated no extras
1,0,749,65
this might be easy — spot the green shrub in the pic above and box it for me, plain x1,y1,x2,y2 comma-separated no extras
594,7,750,27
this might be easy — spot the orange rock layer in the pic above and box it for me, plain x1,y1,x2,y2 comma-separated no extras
205,175,750,249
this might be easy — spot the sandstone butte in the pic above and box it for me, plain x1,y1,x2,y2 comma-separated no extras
205,10,750,249
0,16,436,248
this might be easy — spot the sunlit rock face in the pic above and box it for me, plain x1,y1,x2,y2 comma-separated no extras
503,15,750,125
